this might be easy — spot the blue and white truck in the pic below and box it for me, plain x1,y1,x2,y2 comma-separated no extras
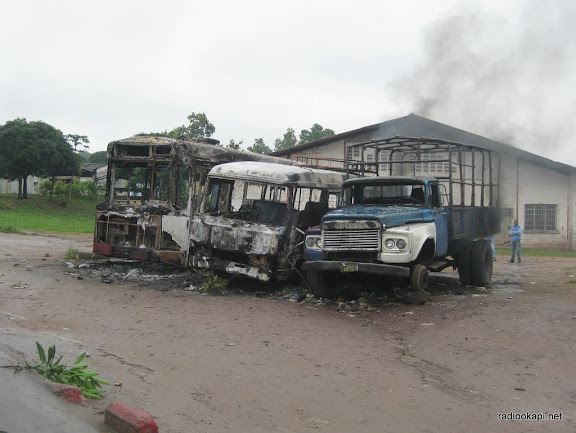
301,136,500,297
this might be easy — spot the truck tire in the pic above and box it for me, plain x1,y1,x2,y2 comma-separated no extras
470,239,493,287
306,271,343,299
457,246,472,286
409,264,429,292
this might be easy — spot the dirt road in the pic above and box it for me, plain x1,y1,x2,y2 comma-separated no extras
0,232,574,432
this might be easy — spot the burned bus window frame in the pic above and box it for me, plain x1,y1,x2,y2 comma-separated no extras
151,163,170,201
174,164,191,210
204,179,234,215
108,160,192,209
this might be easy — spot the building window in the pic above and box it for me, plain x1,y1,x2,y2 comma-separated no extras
415,153,451,175
525,204,557,231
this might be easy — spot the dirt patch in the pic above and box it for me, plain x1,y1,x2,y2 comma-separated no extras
0,232,574,432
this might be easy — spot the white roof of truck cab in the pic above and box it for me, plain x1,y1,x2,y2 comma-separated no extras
208,161,347,190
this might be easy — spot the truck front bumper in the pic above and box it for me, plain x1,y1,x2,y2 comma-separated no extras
301,261,410,278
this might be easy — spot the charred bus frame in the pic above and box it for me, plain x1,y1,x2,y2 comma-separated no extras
93,136,297,266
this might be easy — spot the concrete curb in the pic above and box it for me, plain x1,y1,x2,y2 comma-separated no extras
105,401,159,433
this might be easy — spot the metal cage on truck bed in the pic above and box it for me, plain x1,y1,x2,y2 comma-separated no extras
345,136,501,244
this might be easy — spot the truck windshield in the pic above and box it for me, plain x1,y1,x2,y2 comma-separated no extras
340,182,427,206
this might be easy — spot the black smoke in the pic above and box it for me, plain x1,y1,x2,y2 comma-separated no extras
388,0,576,161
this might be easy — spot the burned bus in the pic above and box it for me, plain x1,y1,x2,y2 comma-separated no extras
189,161,347,281
93,136,297,266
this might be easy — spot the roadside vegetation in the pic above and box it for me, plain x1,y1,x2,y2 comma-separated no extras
198,272,229,295
13,343,108,399
0,194,100,234
495,247,576,258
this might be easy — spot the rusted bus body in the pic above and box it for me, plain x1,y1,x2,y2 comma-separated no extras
93,136,297,265
189,161,348,281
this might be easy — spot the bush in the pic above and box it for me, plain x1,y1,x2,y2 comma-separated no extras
198,272,228,295
39,179,102,200
38,180,53,197
64,247,79,260
0,225,23,234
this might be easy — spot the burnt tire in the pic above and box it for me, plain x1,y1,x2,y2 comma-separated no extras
306,271,343,299
409,264,429,292
470,239,493,287
457,246,472,286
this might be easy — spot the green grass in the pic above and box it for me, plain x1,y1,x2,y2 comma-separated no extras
496,247,576,258
0,224,24,234
0,195,100,234
64,247,80,259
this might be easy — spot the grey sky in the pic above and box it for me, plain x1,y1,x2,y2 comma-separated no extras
2,0,574,166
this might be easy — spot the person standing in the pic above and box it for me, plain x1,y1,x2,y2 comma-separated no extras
509,219,522,263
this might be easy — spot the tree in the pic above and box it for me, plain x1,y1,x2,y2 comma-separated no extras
274,128,298,151
65,134,90,153
227,139,242,150
185,112,215,138
0,119,79,199
168,112,215,139
299,124,335,144
35,123,82,202
136,130,170,137
167,125,188,138
78,151,91,162
247,138,271,154
139,112,216,140
0,118,37,199
88,151,108,165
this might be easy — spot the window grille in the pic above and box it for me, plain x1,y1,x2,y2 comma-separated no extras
415,153,450,174
525,204,556,231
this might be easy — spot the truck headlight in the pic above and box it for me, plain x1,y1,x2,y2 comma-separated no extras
384,237,408,251
305,235,322,251
396,239,407,250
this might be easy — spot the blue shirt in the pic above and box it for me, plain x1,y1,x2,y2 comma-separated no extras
510,224,522,243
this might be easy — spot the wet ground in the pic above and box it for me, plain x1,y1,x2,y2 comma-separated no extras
0,232,574,432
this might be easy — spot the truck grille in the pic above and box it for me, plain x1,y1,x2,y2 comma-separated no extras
323,229,380,250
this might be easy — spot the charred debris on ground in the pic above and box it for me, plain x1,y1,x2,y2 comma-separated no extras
58,257,498,311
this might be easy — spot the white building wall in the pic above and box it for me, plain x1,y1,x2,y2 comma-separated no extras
473,154,571,249
569,174,576,249
0,176,43,195
519,160,570,249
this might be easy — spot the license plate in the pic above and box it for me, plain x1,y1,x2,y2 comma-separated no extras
340,263,359,273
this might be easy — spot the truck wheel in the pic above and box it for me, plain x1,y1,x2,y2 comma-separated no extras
306,271,343,299
457,246,472,286
470,239,493,287
410,264,429,292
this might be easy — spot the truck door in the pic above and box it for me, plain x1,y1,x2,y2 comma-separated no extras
430,183,449,256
